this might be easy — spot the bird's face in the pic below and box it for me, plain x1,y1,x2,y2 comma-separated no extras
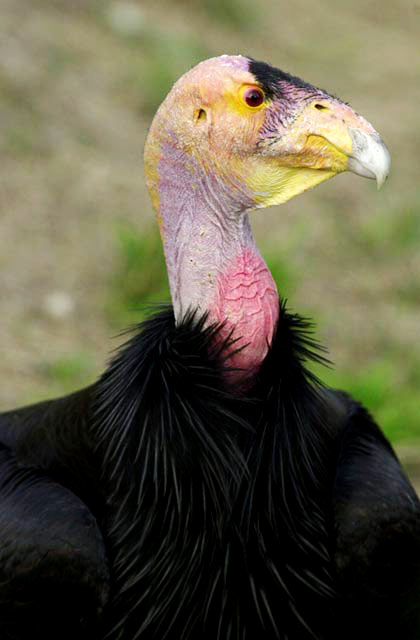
145,55,390,212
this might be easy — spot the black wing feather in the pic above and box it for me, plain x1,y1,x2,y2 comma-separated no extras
333,401,420,638
0,387,103,510
0,442,109,640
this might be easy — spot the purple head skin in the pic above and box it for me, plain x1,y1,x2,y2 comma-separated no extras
144,55,390,389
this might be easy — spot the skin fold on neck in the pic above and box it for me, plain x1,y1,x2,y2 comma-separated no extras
154,137,279,386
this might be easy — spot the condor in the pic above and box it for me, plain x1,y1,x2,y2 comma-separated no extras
1,56,419,640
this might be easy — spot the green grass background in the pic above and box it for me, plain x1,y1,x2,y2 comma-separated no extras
1,1,419,457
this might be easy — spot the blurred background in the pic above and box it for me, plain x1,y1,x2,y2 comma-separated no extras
1,0,419,476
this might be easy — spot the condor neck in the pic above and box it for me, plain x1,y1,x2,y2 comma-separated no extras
155,143,279,384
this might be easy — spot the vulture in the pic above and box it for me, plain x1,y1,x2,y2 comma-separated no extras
1,55,420,640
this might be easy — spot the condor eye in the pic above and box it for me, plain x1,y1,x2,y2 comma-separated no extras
243,87,264,108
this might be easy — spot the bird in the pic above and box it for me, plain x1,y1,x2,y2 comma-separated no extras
1,54,420,640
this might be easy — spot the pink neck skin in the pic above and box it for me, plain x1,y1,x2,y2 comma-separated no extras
211,248,279,383
157,139,279,387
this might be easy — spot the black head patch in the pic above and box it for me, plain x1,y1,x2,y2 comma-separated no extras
248,58,322,100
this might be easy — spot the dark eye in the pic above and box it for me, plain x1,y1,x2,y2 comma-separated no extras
244,87,264,108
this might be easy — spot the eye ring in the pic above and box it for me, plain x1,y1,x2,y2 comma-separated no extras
243,86,265,108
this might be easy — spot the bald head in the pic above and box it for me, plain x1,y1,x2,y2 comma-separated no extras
145,55,390,212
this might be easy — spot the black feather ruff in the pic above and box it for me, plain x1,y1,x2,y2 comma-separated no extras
94,301,340,639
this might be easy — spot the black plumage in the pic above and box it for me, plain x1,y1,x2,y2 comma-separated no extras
1,303,420,639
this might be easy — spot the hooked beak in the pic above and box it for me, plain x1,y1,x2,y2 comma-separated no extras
348,128,391,189
244,95,392,207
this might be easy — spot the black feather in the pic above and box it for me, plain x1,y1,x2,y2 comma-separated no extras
0,443,108,640
1,301,420,639
91,303,340,639
248,58,323,100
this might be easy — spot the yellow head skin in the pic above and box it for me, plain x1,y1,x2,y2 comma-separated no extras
145,55,390,215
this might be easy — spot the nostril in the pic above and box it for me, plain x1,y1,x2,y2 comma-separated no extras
314,103,328,111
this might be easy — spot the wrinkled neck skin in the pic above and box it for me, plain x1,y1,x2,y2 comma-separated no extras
156,139,279,387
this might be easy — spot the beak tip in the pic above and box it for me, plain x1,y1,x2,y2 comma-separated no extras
348,127,391,189
376,169,389,190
